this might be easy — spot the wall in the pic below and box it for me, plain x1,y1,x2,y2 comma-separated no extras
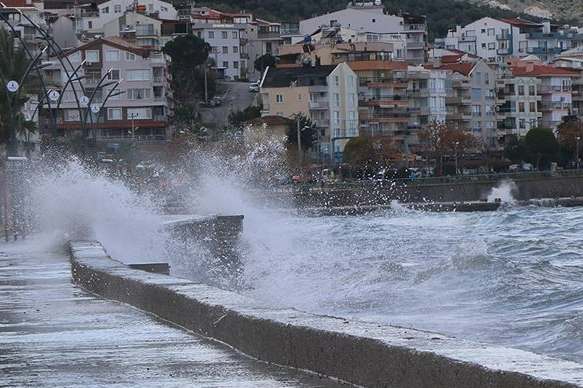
69,240,583,388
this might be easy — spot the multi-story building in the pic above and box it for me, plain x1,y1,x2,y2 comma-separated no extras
495,62,543,139
507,62,579,130
39,36,173,143
438,17,583,64
296,1,427,65
424,56,499,149
78,0,178,40
260,63,358,163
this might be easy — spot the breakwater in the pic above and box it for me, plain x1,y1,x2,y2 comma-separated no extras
285,175,583,211
69,237,583,387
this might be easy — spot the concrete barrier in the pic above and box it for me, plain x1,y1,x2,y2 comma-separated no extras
69,241,583,388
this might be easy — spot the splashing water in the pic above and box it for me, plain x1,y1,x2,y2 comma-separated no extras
487,180,517,204
26,156,167,262
10,144,583,365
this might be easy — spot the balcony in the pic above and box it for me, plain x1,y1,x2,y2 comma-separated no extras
309,101,328,109
497,48,511,55
496,34,512,40
459,35,476,42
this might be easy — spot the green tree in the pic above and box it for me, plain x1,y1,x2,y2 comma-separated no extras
523,127,560,170
343,136,374,167
0,29,39,154
162,35,212,102
556,115,583,167
254,53,276,73
287,113,316,150
228,106,261,129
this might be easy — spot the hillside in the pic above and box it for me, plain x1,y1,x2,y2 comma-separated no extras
198,0,582,41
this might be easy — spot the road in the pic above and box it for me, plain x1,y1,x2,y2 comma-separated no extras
199,80,258,133
0,237,348,387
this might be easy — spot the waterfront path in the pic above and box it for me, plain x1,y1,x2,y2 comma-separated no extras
0,237,345,388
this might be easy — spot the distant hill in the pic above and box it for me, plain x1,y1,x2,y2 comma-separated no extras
198,0,581,41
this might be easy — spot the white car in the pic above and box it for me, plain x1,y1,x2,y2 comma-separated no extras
249,82,260,92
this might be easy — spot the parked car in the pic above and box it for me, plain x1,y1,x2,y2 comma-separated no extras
209,96,222,107
249,82,260,92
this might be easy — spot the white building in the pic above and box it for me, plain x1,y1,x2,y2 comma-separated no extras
297,1,427,65
80,0,177,39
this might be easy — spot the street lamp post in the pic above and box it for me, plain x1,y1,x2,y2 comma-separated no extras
296,115,310,175
576,136,580,175
130,112,138,141
453,141,459,175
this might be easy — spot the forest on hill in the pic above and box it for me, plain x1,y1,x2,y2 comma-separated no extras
197,0,579,41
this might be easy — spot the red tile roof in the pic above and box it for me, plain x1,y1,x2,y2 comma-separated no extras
510,65,580,77
424,62,475,76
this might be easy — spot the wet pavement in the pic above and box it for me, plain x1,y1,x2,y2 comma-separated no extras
0,238,348,387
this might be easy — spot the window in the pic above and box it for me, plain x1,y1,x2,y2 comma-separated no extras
519,102,525,112
108,108,122,120
276,94,283,103
348,93,355,106
222,61,228,68
85,50,99,63
232,31,237,39
88,21,93,29
127,108,152,120
518,85,524,95
64,109,81,121
222,31,228,39
107,69,120,80
297,93,303,101
529,102,536,112
232,46,238,53
125,52,136,61
333,75,339,86
488,42,495,50
102,6,109,13
222,46,228,54
127,88,151,100
333,111,340,124
114,4,121,12
333,93,340,107
68,52,81,63
127,69,151,81
208,31,214,39
233,61,238,69
105,49,119,62
348,75,355,88
529,85,536,95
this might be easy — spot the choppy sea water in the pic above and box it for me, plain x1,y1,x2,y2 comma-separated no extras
239,205,583,363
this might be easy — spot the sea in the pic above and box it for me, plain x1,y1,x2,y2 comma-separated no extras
17,154,583,365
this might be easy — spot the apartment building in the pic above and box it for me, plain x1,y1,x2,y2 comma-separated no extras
190,8,252,80
424,56,499,149
79,0,178,40
260,63,358,163
39,36,173,143
495,62,542,139
296,1,427,65
507,62,579,130
438,17,583,64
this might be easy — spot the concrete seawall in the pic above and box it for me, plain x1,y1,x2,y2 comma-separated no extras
69,241,583,388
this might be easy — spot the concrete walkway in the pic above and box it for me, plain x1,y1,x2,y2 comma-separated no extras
0,238,346,387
